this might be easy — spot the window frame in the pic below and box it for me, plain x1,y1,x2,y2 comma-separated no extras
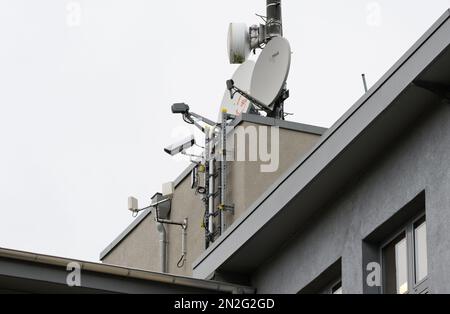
380,212,428,294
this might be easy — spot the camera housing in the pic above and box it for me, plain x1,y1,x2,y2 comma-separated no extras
172,103,190,115
164,135,195,156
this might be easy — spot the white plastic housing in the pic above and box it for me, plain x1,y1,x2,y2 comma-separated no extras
128,197,138,212
162,182,174,198
228,23,250,64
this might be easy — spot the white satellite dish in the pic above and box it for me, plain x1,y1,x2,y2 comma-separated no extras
228,23,250,64
250,37,291,109
219,60,255,119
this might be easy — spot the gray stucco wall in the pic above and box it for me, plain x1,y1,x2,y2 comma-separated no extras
225,122,322,231
252,103,450,293
103,122,323,277
102,212,162,271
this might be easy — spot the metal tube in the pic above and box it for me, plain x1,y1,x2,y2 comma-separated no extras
156,223,167,273
156,219,184,227
266,0,283,38
182,220,188,258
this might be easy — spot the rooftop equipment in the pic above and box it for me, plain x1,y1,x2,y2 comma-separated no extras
128,0,290,260
226,1,290,119
228,0,283,64
219,60,256,119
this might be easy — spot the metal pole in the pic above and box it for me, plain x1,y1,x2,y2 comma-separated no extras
156,223,167,273
220,111,227,234
181,219,188,264
362,74,369,93
266,0,283,38
208,128,215,239
204,128,210,248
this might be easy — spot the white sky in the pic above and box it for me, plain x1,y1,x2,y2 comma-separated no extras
0,0,449,262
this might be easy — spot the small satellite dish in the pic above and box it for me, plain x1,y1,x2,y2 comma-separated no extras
250,37,291,109
228,23,250,64
219,60,255,119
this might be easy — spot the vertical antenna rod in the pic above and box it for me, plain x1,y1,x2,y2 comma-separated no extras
362,74,368,93
266,0,283,38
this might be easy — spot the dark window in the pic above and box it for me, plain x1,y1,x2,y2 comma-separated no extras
381,214,428,294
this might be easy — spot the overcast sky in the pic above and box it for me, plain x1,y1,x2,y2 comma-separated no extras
0,0,449,262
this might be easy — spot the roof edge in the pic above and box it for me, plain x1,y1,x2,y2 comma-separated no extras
233,114,328,135
0,247,254,294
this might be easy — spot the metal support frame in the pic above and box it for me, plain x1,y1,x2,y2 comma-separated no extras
205,127,216,246
226,79,289,120
133,197,188,273
208,131,215,239
204,128,211,248
220,111,227,234
154,203,188,271
154,200,188,229
227,80,272,112
172,104,237,244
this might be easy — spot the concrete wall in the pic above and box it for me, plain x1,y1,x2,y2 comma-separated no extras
102,121,323,277
252,103,450,293
225,122,322,229
102,213,161,271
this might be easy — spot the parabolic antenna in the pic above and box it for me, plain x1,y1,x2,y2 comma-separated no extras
250,37,291,110
228,23,250,64
220,60,255,119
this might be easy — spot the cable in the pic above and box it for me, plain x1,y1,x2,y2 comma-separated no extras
255,13,267,23
183,114,194,125
177,254,186,268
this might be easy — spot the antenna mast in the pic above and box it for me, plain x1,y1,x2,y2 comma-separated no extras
362,74,369,93
266,0,283,38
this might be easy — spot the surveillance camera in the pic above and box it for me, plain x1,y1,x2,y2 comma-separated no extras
164,135,195,156
172,103,190,114
128,196,138,213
